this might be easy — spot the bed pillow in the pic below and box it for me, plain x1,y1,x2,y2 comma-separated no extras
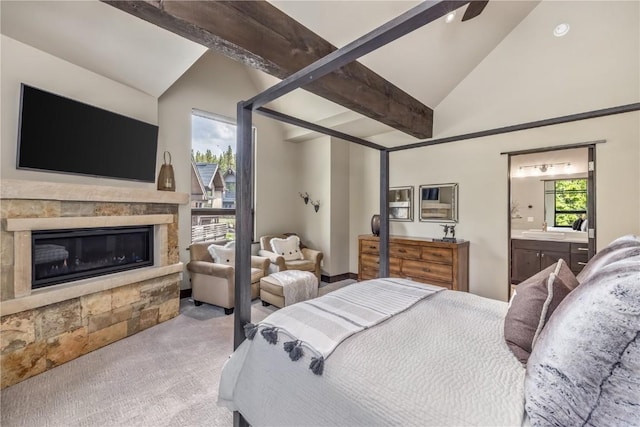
504,259,577,364
208,241,235,266
525,255,640,426
270,235,304,261
576,234,640,283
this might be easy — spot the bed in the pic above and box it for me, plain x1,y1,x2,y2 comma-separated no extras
219,278,526,426
225,2,638,425
219,236,640,426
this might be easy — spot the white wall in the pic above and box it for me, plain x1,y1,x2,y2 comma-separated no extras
1,35,157,187
294,135,351,276
348,1,640,301
158,51,302,288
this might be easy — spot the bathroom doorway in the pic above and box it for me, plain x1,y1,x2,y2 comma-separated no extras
505,143,599,297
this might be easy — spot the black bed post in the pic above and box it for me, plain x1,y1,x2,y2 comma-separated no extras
379,149,390,278
233,102,252,427
234,102,253,350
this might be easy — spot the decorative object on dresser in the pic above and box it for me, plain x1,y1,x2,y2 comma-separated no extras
358,235,469,291
388,186,413,221
370,214,381,236
438,224,456,242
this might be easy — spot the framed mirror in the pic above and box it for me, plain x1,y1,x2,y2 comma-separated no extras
389,186,413,221
419,183,458,222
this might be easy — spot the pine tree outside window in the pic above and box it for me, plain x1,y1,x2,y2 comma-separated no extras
551,179,587,227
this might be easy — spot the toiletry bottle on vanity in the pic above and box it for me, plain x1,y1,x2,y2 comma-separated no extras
542,221,548,232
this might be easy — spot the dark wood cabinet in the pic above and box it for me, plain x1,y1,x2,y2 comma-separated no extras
511,239,588,283
358,235,469,292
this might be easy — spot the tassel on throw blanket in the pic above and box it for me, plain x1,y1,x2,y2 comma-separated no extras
249,278,444,375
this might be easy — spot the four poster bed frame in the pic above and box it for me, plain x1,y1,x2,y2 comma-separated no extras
230,1,640,425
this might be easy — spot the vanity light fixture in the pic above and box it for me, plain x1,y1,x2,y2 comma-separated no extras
518,162,572,174
553,23,570,37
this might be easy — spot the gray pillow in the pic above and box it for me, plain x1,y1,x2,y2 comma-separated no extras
504,259,577,364
525,255,640,426
576,234,640,283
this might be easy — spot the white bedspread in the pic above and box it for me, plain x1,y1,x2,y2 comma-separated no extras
219,287,526,426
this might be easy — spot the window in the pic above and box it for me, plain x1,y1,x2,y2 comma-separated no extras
545,179,587,227
190,110,255,243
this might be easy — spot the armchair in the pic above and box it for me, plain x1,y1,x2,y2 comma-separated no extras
186,242,269,315
258,234,323,283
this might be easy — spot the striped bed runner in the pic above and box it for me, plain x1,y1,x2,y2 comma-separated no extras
244,278,444,375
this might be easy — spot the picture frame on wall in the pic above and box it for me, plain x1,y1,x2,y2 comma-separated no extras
389,186,414,221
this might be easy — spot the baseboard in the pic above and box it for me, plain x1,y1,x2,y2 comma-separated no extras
179,289,192,299
321,273,358,283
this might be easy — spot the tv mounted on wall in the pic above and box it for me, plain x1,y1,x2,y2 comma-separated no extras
17,84,158,182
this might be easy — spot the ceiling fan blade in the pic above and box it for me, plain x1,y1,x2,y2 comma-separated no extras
461,0,489,22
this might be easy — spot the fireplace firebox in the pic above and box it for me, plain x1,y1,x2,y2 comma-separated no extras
32,226,154,289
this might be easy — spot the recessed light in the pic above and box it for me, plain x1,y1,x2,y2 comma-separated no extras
445,11,456,24
554,23,570,37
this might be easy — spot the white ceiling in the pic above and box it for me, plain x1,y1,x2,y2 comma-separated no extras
270,1,538,108
0,0,538,136
0,0,207,97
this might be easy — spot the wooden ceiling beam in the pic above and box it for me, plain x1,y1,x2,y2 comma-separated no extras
103,0,434,138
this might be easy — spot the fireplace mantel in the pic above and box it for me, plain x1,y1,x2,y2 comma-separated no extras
0,179,189,204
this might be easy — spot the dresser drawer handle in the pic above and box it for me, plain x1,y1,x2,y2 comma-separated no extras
578,262,588,266
422,268,431,272
368,245,376,249
577,247,588,251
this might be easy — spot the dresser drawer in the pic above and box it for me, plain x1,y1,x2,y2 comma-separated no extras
401,259,452,283
360,254,401,274
360,241,379,255
390,243,420,259
420,247,453,264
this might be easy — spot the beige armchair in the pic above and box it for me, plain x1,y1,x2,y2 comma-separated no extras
258,234,323,283
186,242,269,315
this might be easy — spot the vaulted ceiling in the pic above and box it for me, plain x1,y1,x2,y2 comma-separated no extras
1,0,541,140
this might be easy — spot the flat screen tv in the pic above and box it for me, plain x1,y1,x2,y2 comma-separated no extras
17,84,158,182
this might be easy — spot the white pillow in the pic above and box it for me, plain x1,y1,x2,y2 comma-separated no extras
207,241,235,266
270,235,304,261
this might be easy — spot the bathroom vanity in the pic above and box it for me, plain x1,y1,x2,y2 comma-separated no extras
510,230,589,284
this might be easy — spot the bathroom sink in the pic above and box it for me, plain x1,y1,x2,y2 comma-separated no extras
521,230,566,240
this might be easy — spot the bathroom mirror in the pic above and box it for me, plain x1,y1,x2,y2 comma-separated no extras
389,186,413,221
419,183,458,223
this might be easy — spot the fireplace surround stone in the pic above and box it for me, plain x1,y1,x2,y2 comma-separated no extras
0,180,188,388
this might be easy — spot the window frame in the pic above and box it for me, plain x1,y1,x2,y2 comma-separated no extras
190,109,256,242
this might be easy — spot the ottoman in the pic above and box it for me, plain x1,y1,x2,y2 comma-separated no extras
260,270,319,308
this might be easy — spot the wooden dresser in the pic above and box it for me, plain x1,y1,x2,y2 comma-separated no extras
358,235,469,292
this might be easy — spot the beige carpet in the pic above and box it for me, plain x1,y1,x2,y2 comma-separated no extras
0,279,355,427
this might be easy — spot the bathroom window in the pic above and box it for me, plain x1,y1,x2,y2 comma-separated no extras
546,179,587,227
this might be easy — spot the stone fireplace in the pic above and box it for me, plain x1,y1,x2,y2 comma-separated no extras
0,179,188,388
